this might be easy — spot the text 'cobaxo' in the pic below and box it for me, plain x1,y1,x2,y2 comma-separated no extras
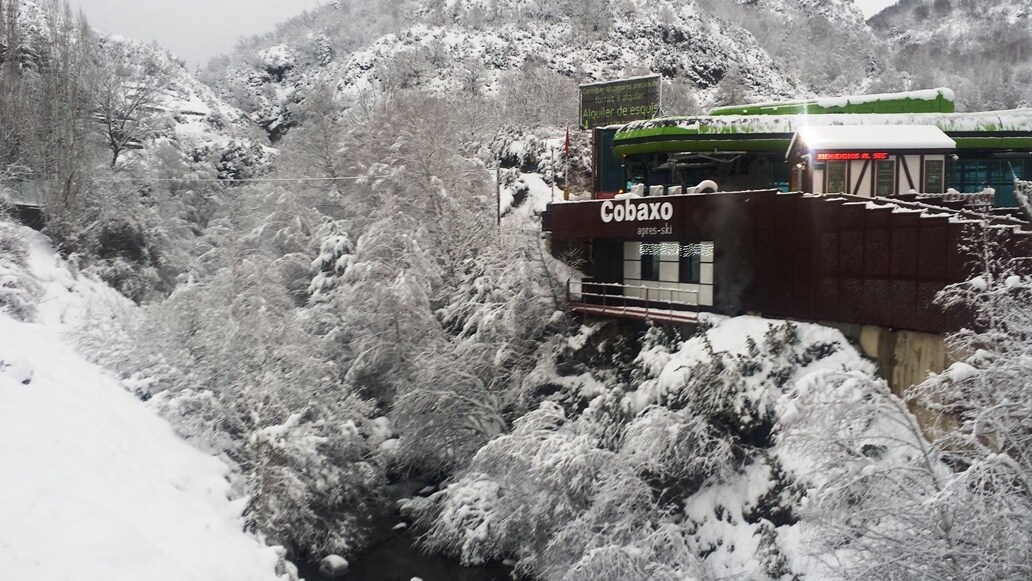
600,199,674,223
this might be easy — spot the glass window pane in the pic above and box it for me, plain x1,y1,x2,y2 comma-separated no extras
924,159,944,193
827,161,847,193
640,244,660,281
875,160,895,196
679,243,701,283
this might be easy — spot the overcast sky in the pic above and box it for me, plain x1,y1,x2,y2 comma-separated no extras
70,0,898,71
69,0,327,70
855,0,898,19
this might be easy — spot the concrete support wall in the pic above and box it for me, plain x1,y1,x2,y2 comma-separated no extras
830,322,957,437
890,329,949,395
835,322,949,396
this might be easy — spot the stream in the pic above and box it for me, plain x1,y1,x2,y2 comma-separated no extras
295,481,514,581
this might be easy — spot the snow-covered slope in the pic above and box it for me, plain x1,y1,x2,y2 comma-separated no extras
868,0,1032,110
10,0,271,179
208,0,804,137
0,221,286,581
94,35,274,176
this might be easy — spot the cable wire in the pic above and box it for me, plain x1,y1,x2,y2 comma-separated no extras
89,176,365,183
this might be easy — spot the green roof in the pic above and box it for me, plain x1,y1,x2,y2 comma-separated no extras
613,109,1032,157
708,88,955,116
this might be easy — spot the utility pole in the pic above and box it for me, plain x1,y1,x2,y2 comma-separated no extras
564,155,570,201
550,147,556,201
563,126,571,201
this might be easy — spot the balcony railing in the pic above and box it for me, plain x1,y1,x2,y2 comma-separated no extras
566,279,700,324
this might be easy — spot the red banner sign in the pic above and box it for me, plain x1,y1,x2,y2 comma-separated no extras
816,152,890,161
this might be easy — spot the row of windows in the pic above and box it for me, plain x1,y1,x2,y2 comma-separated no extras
824,158,944,195
951,158,1030,206
825,157,1029,204
621,154,1029,206
640,243,702,283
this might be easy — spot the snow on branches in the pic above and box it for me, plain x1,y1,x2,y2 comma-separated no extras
413,316,886,580
787,226,1032,580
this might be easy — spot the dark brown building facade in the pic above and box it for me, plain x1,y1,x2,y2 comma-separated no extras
543,190,1032,334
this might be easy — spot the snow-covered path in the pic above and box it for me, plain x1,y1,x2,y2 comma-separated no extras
0,225,285,581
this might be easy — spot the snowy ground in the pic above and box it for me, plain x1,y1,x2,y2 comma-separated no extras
0,224,286,581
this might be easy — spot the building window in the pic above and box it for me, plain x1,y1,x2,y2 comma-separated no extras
640,248,660,281
826,161,847,193
874,159,895,196
924,159,944,193
679,243,701,283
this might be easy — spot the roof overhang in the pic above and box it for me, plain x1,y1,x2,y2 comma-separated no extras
787,125,956,160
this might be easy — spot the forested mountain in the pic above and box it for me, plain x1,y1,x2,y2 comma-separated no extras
3,0,1032,579
205,0,1031,142
869,0,1032,109
203,0,807,138
694,0,879,94
0,0,271,300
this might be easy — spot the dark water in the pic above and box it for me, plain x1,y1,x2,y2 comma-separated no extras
296,530,512,581
296,480,514,581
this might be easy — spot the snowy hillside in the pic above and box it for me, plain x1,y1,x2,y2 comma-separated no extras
757,0,869,27
868,0,1032,109
0,220,288,581
95,35,274,176
206,0,804,138
8,0,270,176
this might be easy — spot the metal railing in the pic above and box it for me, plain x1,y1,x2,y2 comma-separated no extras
566,278,701,323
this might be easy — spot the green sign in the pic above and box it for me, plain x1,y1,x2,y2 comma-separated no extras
579,75,661,130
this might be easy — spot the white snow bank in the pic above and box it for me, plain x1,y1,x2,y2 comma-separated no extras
0,224,285,581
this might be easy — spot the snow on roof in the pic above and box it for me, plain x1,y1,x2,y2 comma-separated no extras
729,87,954,111
620,109,1032,137
814,87,954,108
792,125,956,152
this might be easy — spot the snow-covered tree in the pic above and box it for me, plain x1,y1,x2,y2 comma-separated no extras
16,0,98,232
788,226,1032,580
412,318,870,580
0,217,42,320
92,42,169,168
908,227,1032,578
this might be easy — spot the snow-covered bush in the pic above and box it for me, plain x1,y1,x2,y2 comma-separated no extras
103,203,389,559
415,316,875,579
149,273,385,557
416,402,631,573
906,230,1032,579
778,368,956,579
784,228,1032,580
0,219,43,321
308,220,354,298
248,399,385,557
390,352,508,476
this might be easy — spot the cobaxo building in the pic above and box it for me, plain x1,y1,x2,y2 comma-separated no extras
547,88,1032,391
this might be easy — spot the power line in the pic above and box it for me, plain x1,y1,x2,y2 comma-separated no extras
89,175,366,183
